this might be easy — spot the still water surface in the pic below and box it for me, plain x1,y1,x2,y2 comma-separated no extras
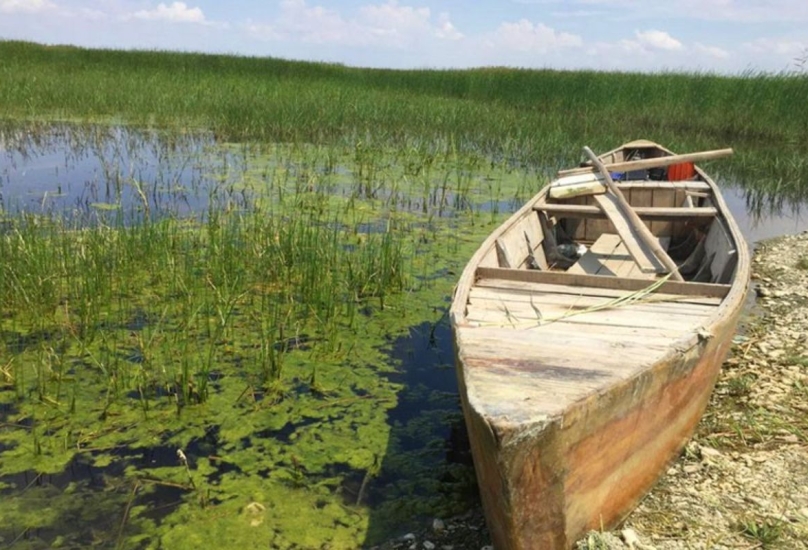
3,127,805,242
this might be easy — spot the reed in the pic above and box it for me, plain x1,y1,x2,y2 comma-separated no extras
0,182,418,409
1,41,806,204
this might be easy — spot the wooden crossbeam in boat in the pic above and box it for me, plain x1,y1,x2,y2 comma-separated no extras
533,204,717,220
557,148,733,177
613,181,710,191
592,193,665,273
474,266,731,298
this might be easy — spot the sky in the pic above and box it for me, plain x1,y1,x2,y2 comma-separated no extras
1,0,806,74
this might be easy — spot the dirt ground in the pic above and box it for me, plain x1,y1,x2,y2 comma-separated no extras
376,231,808,550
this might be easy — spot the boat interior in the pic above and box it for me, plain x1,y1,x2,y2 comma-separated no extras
475,142,739,294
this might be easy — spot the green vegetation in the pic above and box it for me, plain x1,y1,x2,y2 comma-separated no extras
0,123,513,548
1,40,807,209
1,40,807,549
736,517,786,547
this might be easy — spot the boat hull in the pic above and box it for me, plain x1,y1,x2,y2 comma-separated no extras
450,141,749,549
457,310,738,549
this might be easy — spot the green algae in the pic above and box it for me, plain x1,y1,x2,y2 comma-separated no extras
0,128,521,549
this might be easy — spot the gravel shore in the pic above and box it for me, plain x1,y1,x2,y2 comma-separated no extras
376,231,808,550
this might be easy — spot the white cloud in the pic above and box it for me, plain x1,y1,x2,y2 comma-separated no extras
244,21,284,42
0,0,57,14
744,37,806,57
245,1,463,48
133,2,206,24
528,0,808,24
274,0,357,44
635,29,683,51
695,42,730,59
487,19,582,53
435,14,463,41
672,0,808,23
359,1,431,34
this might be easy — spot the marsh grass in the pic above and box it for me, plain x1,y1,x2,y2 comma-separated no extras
0,206,415,409
0,120,514,548
1,41,807,209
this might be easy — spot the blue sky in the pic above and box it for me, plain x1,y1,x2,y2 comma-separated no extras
1,0,806,73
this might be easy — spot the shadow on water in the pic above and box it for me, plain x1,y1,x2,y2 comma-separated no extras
0,425,238,548
361,316,479,547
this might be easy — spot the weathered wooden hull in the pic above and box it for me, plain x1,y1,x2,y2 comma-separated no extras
450,141,750,549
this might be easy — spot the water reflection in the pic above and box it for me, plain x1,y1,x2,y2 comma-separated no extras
721,184,808,243
3,124,807,242
0,124,245,224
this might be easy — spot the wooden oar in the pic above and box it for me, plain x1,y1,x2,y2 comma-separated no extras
558,148,733,177
582,146,684,282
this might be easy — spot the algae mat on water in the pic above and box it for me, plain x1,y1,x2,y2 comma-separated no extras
0,274,477,549
0,127,530,549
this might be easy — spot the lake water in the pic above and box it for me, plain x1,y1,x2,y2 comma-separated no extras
3,126,805,241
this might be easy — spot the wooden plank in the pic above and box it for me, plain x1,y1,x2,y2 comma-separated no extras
524,212,549,270
496,238,515,268
458,326,672,366
567,234,622,276
567,234,670,280
459,320,692,348
615,181,711,191
464,300,708,332
567,254,615,276
629,188,654,236
474,266,731,298
478,247,499,268
495,213,547,270
703,219,736,284
548,173,607,199
468,287,717,317
457,324,668,358
612,242,654,278
535,204,717,220
473,278,723,306
651,187,676,236
584,194,613,241
557,148,734,177
592,193,664,273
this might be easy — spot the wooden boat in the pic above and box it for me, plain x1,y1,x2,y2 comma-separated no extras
449,140,750,549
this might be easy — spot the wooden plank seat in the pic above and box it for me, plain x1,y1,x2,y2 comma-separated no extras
534,204,717,220
568,233,671,279
474,266,731,298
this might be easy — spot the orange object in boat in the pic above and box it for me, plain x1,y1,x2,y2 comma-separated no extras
668,161,695,180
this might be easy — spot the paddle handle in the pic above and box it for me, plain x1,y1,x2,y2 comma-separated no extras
559,148,733,177
583,147,685,282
